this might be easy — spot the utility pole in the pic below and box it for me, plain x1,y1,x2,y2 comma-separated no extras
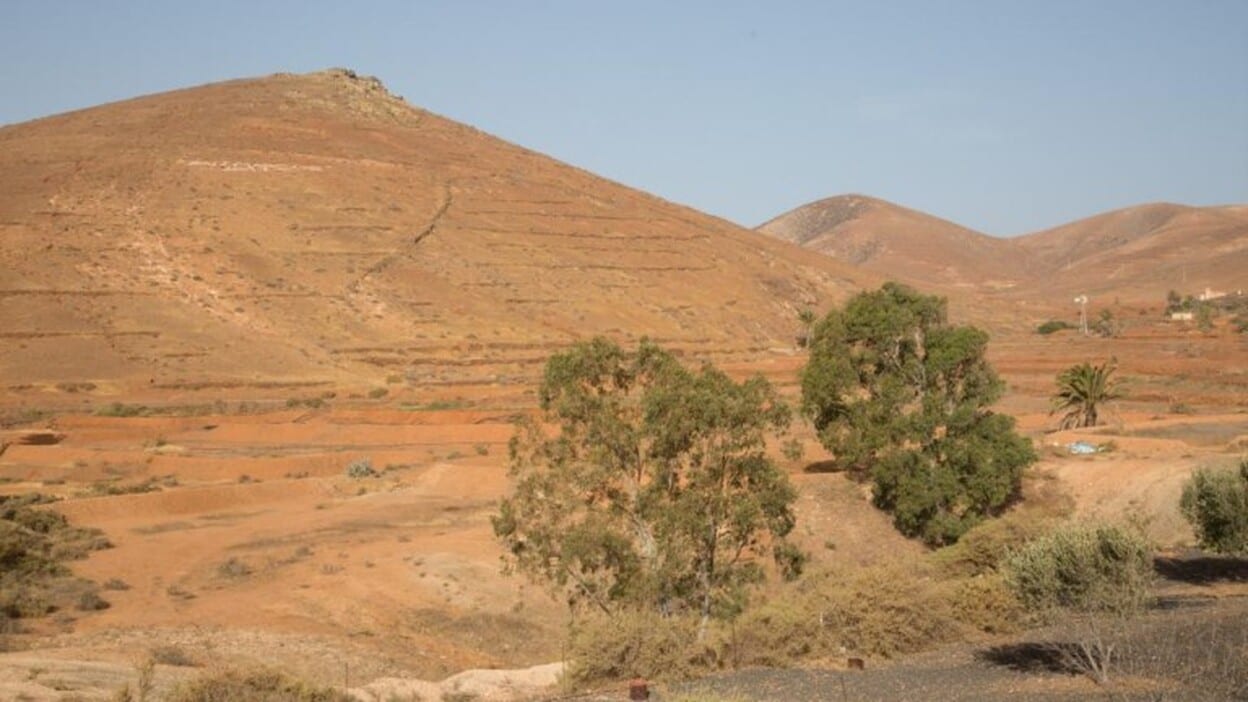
1075,295,1089,336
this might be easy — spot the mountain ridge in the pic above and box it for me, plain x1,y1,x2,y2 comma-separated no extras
757,194,1247,300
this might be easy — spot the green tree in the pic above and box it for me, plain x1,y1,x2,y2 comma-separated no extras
1051,359,1123,430
1195,303,1215,334
800,282,1035,546
493,338,802,635
1091,309,1120,338
1180,460,1248,555
1165,289,1182,314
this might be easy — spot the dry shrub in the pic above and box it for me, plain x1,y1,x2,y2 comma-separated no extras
821,564,958,656
167,667,352,702
150,644,198,667
566,609,704,687
726,563,960,665
719,589,826,668
945,573,1025,635
934,507,1061,578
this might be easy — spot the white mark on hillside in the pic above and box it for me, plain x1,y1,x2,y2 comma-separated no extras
181,160,324,173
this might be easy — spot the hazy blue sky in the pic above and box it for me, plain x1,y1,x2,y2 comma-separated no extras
3,1,1245,235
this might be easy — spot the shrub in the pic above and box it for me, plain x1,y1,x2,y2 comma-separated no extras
216,557,253,579
1002,523,1155,685
0,494,111,623
1002,523,1154,618
1036,320,1073,335
77,590,110,611
150,644,198,667
935,506,1063,577
344,458,375,479
565,609,704,687
167,667,353,702
95,403,149,417
1180,460,1248,554
726,563,960,665
367,387,388,399
946,573,1024,635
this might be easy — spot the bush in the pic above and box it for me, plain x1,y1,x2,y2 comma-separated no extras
1036,320,1073,335
1002,523,1154,618
0,494,112,623
726,564,959,664
167,667,352,702
1180,460,1248,554
935,507,1063,577
344,458,375,479
217,557,253,579
77,590,110,611
150,644,198,667
565,609,704,687
946,573,1024,635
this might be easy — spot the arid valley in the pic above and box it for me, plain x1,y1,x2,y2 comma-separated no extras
1,70,1246,701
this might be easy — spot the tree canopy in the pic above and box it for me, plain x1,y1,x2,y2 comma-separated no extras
493,337,802,633
800,282,1035,546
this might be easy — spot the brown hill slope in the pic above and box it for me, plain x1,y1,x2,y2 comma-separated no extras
1011,203,1248,300
0,70,875,395
758,195,1247,304
756,194,1029,291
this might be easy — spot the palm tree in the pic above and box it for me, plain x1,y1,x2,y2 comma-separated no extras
1052,359,1123,429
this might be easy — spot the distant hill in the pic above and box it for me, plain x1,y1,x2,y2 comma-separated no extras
758,196,1247,304
0,70,877,393
1013,203,1248,300
757,195,1029,291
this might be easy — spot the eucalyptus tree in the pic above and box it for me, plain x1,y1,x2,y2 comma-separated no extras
493,338,802,636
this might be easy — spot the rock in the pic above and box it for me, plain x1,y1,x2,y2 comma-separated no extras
349,662,564,702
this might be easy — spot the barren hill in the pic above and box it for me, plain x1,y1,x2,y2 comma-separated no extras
1012,203,1248,300
756,194,1029,291
0,69,873,397
758,195,1247,304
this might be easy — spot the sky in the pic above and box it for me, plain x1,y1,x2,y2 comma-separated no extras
2,1,1245,235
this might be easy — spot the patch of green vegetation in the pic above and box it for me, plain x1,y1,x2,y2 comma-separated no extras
0,493,112,624
84,477,164,497
401,398,471,411
1035,320,1074,335
1181,459,1248,554
94,403,150,418
0,408,53,428
367,387,389,399
344,458,376,479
